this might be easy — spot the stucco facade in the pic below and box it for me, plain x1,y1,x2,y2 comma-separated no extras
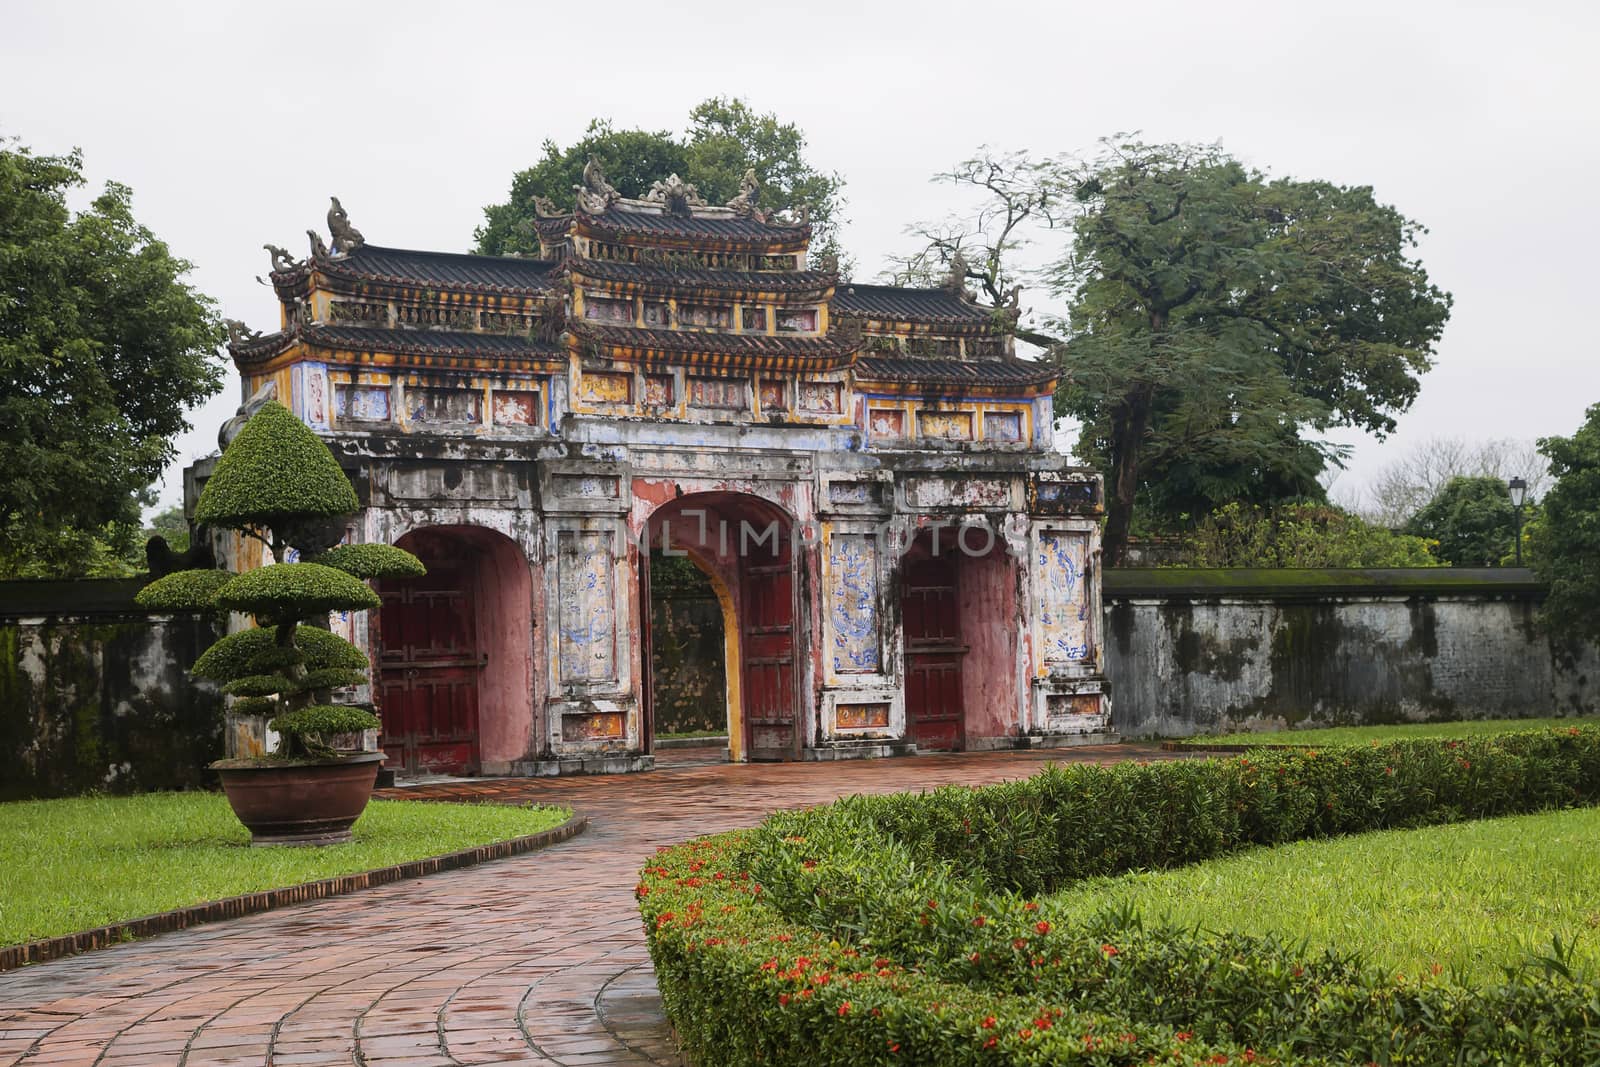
204,173,1106,775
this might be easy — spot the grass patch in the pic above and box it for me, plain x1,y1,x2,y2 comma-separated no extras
1069,806,1600,982
656,729,728,740
1180,715,1599,747
0,793,568,947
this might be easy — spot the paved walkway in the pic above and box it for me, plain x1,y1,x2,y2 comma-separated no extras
0,745,1177,1066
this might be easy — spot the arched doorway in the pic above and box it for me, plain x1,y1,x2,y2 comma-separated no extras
641,493,798,761
900,523,1022,750
375,526,532,775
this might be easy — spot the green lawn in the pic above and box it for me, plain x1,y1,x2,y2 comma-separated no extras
0,793,569,947
1066,807,1600,982
1179,716,1599,747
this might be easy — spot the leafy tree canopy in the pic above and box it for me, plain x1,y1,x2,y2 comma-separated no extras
1402,475,1516,567
1185,503,1439,569
474,99,845,258
1532,405,1600,643
896,139,1451,564
0,139,225,576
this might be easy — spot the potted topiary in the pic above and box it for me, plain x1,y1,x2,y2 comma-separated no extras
136,401,424,845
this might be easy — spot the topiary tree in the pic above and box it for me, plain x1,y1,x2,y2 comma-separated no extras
1532,404,1600,645
1402,475,1516,567
136,401,424,758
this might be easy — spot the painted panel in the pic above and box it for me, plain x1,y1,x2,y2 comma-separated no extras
868,408,906,439
294,362,331,431
408,387,481,426
561,712,624,741
689,376,747,409
557,530,616,683
577,372,632,404
918,410,973,441
776,308,817,333
492,390,538,427
552,474,619,499
743,307,769,331
335,384,390,423
905,477,1012,509
643,302,670,327
584,297,634,324
799,381,842,414
828,533,880,673
1038,531,1092,663
680,304,732,328
985,411,1023,442
758,379,786,412
836,702,890,729
827,481,880,506
643,375,675,406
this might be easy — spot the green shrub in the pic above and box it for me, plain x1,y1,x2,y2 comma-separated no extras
213,562,381,619
1185,502,1439,568
194,402,358,528
300,667,369,690
642,728,1600,1066
268,705,381,738
191,625,368,680
311,543,427,579
221,673,295,697
133,568,232,612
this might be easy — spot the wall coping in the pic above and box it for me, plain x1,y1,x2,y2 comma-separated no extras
1105,567,1544,600
0,577,154,621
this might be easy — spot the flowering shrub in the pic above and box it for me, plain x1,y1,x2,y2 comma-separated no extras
641,728,1600,1065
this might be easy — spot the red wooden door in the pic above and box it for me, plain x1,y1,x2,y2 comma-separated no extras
902,554,965,751
377,559,482,775
742,555,797,760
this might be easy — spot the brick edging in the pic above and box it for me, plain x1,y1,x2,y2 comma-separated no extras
1160,741,1300,753
0,812,588,972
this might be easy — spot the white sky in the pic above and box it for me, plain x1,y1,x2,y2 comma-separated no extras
4,0,1596,513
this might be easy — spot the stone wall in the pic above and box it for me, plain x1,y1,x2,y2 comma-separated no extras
0,579,222,799
1104,568,1600,738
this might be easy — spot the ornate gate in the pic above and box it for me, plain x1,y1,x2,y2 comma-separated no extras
902,554,965,751
376,558,483,775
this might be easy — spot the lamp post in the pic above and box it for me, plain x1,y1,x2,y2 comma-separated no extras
1508,476,1528,567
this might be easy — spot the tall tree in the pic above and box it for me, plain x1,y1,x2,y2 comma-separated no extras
0,140,224,577
1365,436,1549,527
897,140,1451,563
1532,405,1600,643
1402,475,1515,566
475,99,845,258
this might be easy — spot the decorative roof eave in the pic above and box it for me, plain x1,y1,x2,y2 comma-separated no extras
306,252,557,298
838,313,1009,337
572,212,810,254
569,323,856,374
567,260,837,302
228,323,566,373
851,355,1058,397
308,271,559,312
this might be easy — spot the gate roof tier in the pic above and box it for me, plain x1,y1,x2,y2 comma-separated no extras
229,323,566,375
269,245,560,304
568,258,837,302
852,354,1058,398
570,207,811,253
570,322,856,375
831,283,1005,332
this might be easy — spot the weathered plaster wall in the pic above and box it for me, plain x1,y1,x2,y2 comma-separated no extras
1106,576,1600,737
0,580,222,799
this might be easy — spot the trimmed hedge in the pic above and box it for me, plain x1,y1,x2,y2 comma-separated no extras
641,729,1600,1066
268,704,381,737
195,401,358,528
311,543,426,579
213,562,381,618
191,625,368,680
133,568,232,612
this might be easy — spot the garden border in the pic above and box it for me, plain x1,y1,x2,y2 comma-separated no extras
0,811,587,972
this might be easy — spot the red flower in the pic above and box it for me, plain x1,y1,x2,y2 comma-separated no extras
927,900,939,910
1036,921,1052,935
1176,1030,1193,1042
1019,1027,1034,1039
777,993,790,1005
972,916,987,927
981,1016,997,1029
983,1037,998,1049
1023,901,1039,912
838,1001,851,1017
1100,943,1118,956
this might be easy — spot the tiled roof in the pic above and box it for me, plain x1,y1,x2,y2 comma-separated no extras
314,246,559,295
572,323,853,368
831,283,994,325
229,323,563,367
578,208,809,243
853,355,1057,388
570,258,835,294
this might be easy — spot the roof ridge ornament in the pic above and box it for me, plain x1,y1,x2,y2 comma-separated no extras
725,168,766,221
532,195,564,219
327,197,365,255
644,173,707,216
575,155,622,215
264,244,302,274
224,319,264,347
306,229,331,260
941,251,975,301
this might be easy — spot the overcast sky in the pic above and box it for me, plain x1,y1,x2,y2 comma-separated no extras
4,0,1596,513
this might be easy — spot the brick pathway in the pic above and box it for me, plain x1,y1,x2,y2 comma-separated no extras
0,745,1179,1066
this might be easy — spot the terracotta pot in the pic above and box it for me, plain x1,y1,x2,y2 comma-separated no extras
211,753,385,846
